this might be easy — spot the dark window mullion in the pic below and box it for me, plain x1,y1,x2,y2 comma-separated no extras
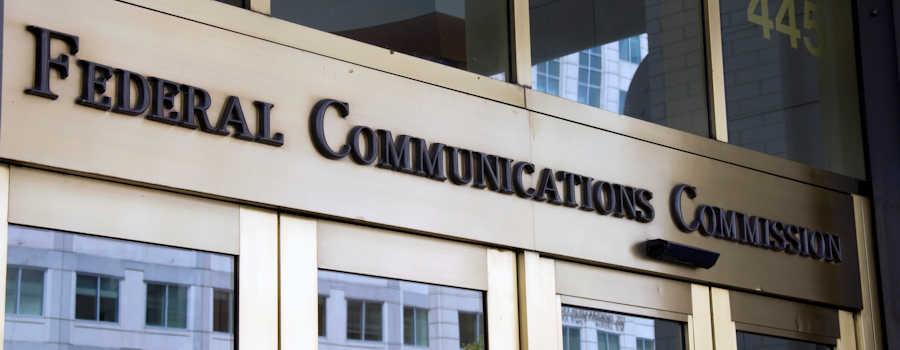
95,276,100,321
15,268,22,314
163,284,169,328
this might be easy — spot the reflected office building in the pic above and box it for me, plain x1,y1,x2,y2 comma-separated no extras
4,225,235,350
318,270,485,350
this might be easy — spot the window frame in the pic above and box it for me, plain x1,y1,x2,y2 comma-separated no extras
213,288,234,334
345,298,384,342
402,305,429,347
74,273,120,323
144,281,190,329
318,294,327,338
5,266,44,316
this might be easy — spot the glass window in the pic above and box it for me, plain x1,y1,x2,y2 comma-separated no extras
563,326,581,350
599,331,621,350
346,299,383,341
213,289,233,333
459,311,484,349
737,331,831,350
5,267,44,316
562,305,685,350
318,269,485,349
638,338,655,350
5,225,235,349
530,0,710,137
146,283,188,328
215,0,244,7
318,295,327,337
720,0,864,178
75,274,118,322
403,306,429,347
271,0,510,80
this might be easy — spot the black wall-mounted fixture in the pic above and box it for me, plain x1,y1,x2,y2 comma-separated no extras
644,239,719,269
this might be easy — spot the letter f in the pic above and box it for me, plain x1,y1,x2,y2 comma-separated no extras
25,25,79,100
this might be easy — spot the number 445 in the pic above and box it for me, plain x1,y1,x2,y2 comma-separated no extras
747,0,822,56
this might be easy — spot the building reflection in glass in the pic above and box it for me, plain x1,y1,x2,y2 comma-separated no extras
530,0,710,137
4,225,235,349
318,270,485,350
562,305,684,350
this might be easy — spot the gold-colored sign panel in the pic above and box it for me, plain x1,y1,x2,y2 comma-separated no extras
0,0,860,308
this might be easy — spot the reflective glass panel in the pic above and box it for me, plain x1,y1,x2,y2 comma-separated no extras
145,283,166,326
167,285,188,329
5,225,235,349
319,269,484,349
720,0,864,178
562,305,684,350
737,331,832,350
75,275,98,321
4,268,16,314
214,290,232,333
98,277,118,322
271,0,510,80
18,269,43,316
530,0,710,137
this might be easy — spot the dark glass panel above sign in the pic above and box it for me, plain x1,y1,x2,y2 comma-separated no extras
530,0,711,137
272,0,510,80
720,0,864,179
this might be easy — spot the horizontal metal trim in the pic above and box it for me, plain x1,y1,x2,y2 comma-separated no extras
560,295,690,322
735,322,837,346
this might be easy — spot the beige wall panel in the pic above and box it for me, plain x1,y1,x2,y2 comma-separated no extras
0,0,861,308
317,220,487,290
524,89,861,192
279,214,318,350
0,0,534,250
0,165,9,345
238,207,279,350
7,167,239,254
691,285,714,350
555,261,692,315
730,290,839,340
486,249,520,350
121,0,525,106
530,113,860,308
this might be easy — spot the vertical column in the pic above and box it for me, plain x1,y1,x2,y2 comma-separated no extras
510,0,532,87
710,287,737,350
517,251,559,350
703,0,728,141
487,248,519,350
238,206,278,350
0,164,9,349
689,284,713,350
249,0,270,14
837,310,859,350
852,194,883,350
279,214,318,350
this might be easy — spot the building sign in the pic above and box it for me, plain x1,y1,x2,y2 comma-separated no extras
671,184,842,262
5,3,861,308
23,24,847,264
